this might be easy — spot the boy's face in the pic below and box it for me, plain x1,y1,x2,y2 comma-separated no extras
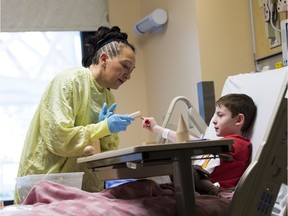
212,105,242,137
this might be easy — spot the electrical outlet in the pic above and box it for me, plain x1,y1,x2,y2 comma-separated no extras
263,0,270,21
277,0,288,12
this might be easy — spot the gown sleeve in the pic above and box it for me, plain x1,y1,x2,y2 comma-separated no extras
38,71,119,157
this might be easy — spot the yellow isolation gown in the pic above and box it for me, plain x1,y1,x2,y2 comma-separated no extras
15,67,119,203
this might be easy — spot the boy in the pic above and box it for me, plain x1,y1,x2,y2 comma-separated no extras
142,93,256,194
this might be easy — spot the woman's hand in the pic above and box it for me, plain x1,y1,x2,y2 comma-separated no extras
98,103,117,122
107,114,135,133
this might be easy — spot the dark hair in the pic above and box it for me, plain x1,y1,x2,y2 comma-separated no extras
82,26,135,67
216,93,257,133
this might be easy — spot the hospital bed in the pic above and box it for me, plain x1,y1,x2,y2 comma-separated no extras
2,67,286,215
222,67,288,215
77,66,288,215
226,67,288,216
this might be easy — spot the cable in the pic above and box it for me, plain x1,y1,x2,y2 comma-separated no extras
268,0,281,32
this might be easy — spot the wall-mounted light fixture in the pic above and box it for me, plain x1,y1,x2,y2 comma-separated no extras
134,8,168,35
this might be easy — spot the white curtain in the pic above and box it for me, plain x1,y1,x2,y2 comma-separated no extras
0,0,109,32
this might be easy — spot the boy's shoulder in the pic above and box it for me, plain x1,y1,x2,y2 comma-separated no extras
224,134,251,146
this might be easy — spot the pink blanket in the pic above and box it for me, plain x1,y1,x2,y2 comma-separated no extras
2,179,231,216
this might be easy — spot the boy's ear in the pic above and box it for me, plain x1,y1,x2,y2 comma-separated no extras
236,113,245,126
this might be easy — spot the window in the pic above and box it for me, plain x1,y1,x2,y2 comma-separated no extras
0,31,81,201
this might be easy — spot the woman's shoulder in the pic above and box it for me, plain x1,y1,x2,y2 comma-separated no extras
57,67,90,79
52,67,92,85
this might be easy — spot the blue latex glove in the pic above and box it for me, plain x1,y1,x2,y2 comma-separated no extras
98,103,117,122
107,114,135,133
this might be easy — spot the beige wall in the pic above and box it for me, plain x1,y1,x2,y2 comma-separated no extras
2,0,255,149
195,0,255,98
107,0,149,147
135,0,203,142
108,0,255,148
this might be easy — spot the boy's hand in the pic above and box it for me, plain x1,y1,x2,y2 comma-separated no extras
193,165,210,179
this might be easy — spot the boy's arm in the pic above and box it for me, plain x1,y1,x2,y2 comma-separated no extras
141,117,198,142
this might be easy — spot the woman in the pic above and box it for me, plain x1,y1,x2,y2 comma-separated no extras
15,26,136,203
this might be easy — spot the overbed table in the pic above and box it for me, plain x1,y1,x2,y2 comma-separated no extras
77,139,233,216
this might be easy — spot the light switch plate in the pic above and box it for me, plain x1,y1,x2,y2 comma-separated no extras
277,0,288,12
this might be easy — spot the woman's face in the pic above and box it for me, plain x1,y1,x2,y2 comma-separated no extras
102,47,135,90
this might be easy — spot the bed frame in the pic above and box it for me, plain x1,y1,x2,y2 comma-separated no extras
228,71,287,215
78,66,288,216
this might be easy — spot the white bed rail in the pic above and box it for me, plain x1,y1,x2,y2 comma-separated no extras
156,96,207,144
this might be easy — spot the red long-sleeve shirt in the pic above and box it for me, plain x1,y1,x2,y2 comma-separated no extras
209,134,251,189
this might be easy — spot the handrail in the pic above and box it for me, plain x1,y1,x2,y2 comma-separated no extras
156,96,207,143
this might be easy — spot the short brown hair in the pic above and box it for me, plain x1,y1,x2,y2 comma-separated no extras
216,93,257,133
